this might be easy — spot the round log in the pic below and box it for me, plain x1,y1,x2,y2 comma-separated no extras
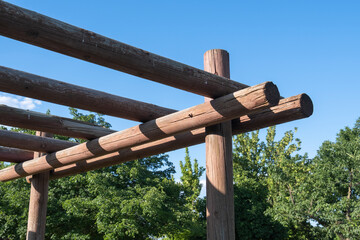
0,82,279,181
0,66,176,122
0,1,248,98
204,49,235,240
0,104,115,139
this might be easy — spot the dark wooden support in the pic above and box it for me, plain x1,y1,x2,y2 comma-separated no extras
0,94,313,179
0,93,313,163
0,129,77,153
0,1,248,98
204,49,235,239
0,105,115,139
26,131,52,240
0,146,34,163
49,94,313,180
0,82,280,181
0,66,175,122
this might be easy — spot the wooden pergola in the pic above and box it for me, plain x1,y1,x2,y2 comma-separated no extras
0,1,313,239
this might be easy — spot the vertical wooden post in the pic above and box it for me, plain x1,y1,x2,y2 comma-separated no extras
26,131,52,240
204,49,235,240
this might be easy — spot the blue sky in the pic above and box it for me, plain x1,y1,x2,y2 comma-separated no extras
1,0,360,186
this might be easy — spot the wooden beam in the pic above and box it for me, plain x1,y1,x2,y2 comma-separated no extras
0,94,313,176
26,131,52,240
0,104,115,139
232,94,313,132
204,49,235,239
0,1,248,98
0,82,280,181
0,129,77,153
0,146,34,163
50,94,312,179
0,66,176,122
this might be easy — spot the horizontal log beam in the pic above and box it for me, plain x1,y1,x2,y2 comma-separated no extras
0,1,247,98
232,93,313,132
3,94,312,166
50,93,312,179
0,105,115,139
0,82,280,181
0,66,176,122
0,146,34,163
0,129,77,153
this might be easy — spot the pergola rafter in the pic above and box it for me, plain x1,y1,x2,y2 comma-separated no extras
0,66,176,122
0,1,313,239
0,129,77,153
0,146,34,163
0,104,115,139
0,94,312,180
0,1,248,98
0,82,280,182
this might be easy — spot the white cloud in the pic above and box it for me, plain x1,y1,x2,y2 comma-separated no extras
0,95,41,110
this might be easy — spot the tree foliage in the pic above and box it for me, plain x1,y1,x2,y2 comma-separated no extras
233,126,323,239
233,119,360,239
45,154,184,240
233,127,289,240
0,109,204,239
308,119,360,240
166,147,206,240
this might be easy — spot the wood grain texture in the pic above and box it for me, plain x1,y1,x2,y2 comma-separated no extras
49,94,313,180
26,131,52,240
204,49,235,240
0,66,176,122
50,94,313,179
0,146,34,163
0,1,248,98
232,93,313,132
0,94,312,176
0,129,77,153
0,104,115,139
0,82,279,181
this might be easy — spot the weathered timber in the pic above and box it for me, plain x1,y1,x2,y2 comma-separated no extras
26,132,52,240
0,129,77,153
0,105,115,139
50,94,312,179
204,49,235,240
0,66,176,122
232,93,313,132
0,146,34,163
0,1,248,98
0,82,280,181
0,94,313,174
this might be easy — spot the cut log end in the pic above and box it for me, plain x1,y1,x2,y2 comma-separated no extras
299,93,313,117
264,81,280,106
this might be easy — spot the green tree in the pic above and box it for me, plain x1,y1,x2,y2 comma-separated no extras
180,148,204,214
0,165,29,239
233,128,288,240
0,108,113,239
233,126,329,239
45,154,183,240
262,127,321,239
308,119,360,240
164,148,206,240
0,108,193,239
